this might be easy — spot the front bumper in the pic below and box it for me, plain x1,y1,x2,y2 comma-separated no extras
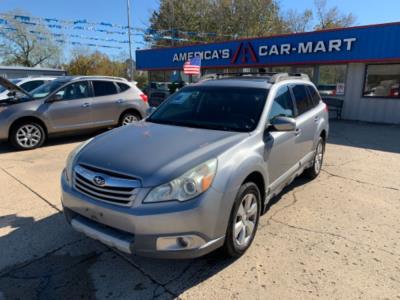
61,173,227,259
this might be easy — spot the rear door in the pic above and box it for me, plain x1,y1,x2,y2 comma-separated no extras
44,81,93,131
91,80,120,126
264,85,298,184
290,84,318,162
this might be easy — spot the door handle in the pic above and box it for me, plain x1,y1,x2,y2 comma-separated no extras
116,99,124,104
81,103,90,108
295,128,302,136
314,116,319,122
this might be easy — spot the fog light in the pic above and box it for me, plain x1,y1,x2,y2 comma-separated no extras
156,235,206,251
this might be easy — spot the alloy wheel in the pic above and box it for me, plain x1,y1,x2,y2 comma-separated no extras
233,193,258,248
16,124,42,148
122,114,139,125
314,142,324,174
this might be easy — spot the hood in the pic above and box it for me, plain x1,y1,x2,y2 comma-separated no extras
77,122,248,187
0,76,32,98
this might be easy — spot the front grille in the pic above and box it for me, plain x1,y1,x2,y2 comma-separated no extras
73,165,140,206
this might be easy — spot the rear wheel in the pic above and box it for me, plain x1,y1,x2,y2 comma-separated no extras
10,121,46,150
120,111,141,126
222,182,261,258
304,137,325,179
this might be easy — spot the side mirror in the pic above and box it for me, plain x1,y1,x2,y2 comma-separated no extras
7,91,16,97
146,106,156,116
46,94,63,103
269,116,296,132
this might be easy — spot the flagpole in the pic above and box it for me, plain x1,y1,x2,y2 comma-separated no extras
127,0,134,81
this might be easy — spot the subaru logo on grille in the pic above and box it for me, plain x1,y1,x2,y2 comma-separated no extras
93,176,106,187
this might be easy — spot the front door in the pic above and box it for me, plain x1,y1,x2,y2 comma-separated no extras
44,81,93,131
264,85,298,185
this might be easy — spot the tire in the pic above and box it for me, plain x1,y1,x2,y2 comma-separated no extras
222,182,261,258
304,137,325,179
10,121,46,150
119,111,141,126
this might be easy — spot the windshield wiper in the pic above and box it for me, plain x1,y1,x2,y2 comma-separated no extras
148,119,245,132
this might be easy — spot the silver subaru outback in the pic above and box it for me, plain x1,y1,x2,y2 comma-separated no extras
61,73,329,259
0,76,148,150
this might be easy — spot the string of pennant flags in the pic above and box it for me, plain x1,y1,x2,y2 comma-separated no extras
0,16,193,44
0,25,124,49
0,13,238,42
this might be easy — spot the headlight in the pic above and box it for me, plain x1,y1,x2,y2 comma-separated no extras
64,138,94,186
144,159,217,203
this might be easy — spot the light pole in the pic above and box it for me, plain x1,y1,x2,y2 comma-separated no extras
127,0,134,81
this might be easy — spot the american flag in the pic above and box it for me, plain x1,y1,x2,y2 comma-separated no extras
183,56,201,75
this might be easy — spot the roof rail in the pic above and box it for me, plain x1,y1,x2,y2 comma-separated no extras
73,75,128,81
200,72,310,83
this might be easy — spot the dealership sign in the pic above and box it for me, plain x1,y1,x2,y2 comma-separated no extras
136,23,400,70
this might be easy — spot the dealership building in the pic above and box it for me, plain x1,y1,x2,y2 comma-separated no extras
136,22,400,124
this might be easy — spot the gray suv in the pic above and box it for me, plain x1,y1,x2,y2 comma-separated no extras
61,73,329,259
0,76,149,150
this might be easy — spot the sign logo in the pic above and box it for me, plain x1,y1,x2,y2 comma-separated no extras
93,176,106,187
231,42,258,64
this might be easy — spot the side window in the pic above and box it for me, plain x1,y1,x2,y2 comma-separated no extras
93,81,118,97
269,86,295,120
306,85,321,107
20,80,45,92
291,84,314,115
55,82,90,100
116,82,130,92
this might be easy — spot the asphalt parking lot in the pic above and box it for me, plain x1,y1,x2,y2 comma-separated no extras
0,121,399,300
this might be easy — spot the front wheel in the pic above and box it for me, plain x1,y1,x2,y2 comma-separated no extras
304,137,325,179
222,182,261,258
10,122,46,150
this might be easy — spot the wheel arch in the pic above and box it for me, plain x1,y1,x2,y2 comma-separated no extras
9,116,48,137
243,171,266,214
118,108,143,124
320,129,327,142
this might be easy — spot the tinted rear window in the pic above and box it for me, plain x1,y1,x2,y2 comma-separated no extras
93,81,118,96
291,84,314,115
306,85,321,107
20,80,45,92
117,82,130,92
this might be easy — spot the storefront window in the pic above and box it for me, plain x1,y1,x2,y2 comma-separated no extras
363,64,400,98
271,66,291,73
318,65,347,96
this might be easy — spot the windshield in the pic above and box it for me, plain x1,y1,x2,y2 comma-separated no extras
29,80,69,99
147,86,268,132
0,79,21,93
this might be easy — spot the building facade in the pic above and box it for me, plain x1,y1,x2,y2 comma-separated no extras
0,66,66,79
136,22,400,124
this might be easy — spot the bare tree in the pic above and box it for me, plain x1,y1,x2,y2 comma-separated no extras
285,9,313,33
314,0,355,30
0,10,62,67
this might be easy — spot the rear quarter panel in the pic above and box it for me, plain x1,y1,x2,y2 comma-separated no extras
118,87,148,119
